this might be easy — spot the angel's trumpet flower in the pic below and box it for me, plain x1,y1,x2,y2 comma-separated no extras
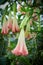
11,29,28,56
7,14,13,30
7,18,12,30
12,15,20,33
1,18,9,34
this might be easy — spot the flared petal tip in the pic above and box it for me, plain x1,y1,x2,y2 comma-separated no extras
22,52,28,56
11,50,21,56
12,28,20,33
11,49,28,56
1,30,8,35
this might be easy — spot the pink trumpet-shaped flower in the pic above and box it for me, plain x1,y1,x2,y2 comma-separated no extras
1,21,9,34
11,29,28,56
7,13,13,30
12,16,20,33
7,18,12,30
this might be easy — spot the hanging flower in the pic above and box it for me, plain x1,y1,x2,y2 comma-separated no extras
7,14,13,30
11,29,28,56
12,15,20,33
7,18,12,30
1,18,9,34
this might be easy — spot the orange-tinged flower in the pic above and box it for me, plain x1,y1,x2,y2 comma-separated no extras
11,29,28,56
12,16,20,33
22,12,26,15
1,21,9,34
25,31,32,40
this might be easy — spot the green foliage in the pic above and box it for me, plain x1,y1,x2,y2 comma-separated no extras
0,0,43,65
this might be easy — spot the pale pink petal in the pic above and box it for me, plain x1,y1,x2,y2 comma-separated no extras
11,42,21,56
22,43,28,56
